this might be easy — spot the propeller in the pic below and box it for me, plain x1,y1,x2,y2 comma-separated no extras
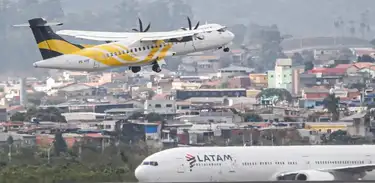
181,17,200,31
105,18,150,43
181,17,204,40
132,18,151,32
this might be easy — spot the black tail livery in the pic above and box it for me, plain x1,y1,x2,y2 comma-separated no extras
14,18,93,60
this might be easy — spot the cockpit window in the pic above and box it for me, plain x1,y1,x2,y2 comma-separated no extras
218,27,227,32
142,161,158,166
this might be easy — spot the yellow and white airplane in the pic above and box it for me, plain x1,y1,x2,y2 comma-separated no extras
16,18,234,73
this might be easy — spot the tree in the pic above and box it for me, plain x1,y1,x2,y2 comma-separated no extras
10,112,25,121
304,61,314,71
323,93,340,121
291,52,304,66
357,54,374,62
256,88,293,102
53,131,67,156
241,113,263,122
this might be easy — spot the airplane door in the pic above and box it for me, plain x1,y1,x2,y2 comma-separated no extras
302,155,311,169
93,60,100,69
365,154,372,164
229,159,237,173
176,157,186,173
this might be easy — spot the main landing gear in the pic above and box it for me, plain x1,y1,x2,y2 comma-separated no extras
218,46,230,52
152,62,162,73
130,66,141,73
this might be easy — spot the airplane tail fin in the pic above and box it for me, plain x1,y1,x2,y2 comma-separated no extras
14,18,93,60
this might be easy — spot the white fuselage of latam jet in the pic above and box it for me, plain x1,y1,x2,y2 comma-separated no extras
135,145,375,182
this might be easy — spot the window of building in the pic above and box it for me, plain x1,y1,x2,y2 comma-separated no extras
155,104,162,108
166,104,172,107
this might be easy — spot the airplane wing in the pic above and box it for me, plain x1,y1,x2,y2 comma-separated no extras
56,27,220,42
273,164,375,181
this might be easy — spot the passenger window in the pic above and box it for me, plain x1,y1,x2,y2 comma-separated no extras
143,162,150,165
130,49,133,52
151,45,154,49
143,47,146,50
147,46,150,49
126,50,129,53
159,45,162,47
134,48,137,52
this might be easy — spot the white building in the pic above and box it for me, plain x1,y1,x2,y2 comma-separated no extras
268,58,293,93
144,99,176,115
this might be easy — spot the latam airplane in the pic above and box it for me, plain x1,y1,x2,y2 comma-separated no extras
135,145,375,182
15,18,234,73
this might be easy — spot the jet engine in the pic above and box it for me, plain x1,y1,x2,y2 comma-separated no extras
294,170,335,181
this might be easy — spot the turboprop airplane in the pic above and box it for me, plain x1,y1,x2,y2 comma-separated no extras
15,17,234,73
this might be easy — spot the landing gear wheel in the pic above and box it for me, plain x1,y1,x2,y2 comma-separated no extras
223,47,230,52
130,66,141,73
152,64,162,73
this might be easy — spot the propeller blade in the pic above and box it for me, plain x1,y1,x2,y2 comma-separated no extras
138,18,143,32
132,28,139,32
194,21,200,30
143,23,151,32
187,17,192,30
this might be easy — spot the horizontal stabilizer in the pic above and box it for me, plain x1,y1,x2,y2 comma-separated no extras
13,22,63,27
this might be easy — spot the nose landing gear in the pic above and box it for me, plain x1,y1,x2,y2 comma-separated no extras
223,47,230,52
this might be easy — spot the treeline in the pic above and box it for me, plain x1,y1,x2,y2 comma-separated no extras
0,134,152,183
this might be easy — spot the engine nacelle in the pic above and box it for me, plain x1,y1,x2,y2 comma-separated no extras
295,170,335,181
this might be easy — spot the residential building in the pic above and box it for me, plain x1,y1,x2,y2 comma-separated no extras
249,73,268,88
144,99,176,115
267,58,294,93
217,64,254,78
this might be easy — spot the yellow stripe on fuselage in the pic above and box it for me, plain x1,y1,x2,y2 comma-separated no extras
158,43,173,60
38,40,81,54
144,40,164,62
74,48,124,66
111,43,139,62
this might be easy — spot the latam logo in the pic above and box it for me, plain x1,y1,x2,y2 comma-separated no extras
186,153,196,171
185,154,233,171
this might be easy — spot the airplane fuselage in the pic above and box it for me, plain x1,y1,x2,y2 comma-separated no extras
135,145,375,182
33,24,234,71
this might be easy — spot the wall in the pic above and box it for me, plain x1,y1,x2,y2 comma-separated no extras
144,100,176,114
267,71,275,88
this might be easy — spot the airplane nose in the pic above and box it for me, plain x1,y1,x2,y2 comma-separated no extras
228,31,235,40
33,62,38,68
135,166,145,182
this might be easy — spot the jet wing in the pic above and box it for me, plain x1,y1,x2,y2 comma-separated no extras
56,27,220,42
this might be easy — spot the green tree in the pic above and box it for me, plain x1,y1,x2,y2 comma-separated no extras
10,112,25,121
323,93,340,121
53,131,67,156
304,61,314,71
291,52,304,66
256,88,293,102
241,113,263,122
